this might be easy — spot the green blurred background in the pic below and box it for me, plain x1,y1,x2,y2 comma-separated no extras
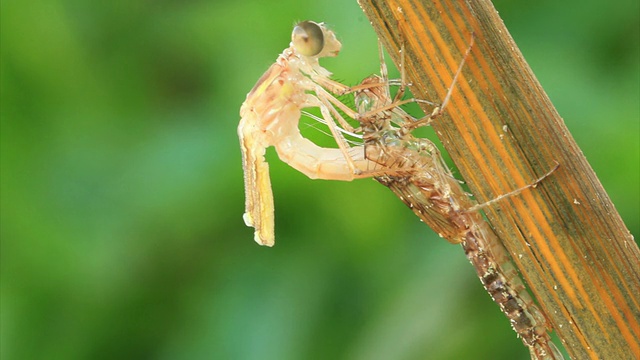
1,0,638,359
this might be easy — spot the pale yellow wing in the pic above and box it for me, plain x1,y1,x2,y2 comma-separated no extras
238,62,288,247
238,114,275,247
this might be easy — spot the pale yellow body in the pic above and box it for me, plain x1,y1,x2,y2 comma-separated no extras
238,22,374,246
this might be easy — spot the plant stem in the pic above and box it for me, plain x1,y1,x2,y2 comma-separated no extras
358,1,640,358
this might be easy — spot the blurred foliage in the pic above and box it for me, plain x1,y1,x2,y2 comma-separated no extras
1,0,638,359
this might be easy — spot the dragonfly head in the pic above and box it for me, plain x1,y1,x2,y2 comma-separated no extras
292,21,342,58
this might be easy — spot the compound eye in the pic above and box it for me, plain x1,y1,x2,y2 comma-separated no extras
292,21,324,56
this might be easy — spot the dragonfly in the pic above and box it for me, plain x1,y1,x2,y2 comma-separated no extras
239,21,562,359
238,20,380,246
350,40,564,360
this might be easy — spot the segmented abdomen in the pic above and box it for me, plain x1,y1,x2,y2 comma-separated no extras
368,135,562,359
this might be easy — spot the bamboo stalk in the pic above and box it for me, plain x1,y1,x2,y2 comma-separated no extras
357,0,640,359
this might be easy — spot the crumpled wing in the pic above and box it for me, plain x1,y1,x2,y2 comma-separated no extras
238,115,275,246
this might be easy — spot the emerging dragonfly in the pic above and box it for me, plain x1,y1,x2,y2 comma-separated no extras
350,41,564,359
238,21,378,246
239,22,562,359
